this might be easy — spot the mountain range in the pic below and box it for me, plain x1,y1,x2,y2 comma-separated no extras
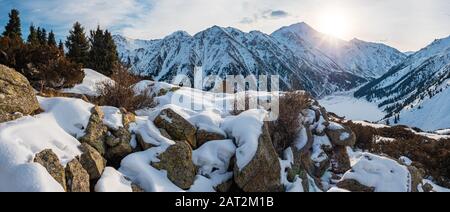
355,35,450,130
114,22,406,97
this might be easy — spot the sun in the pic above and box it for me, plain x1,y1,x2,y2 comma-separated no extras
317,11,350,39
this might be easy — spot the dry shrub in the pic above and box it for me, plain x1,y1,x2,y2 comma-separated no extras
269,91,311,155
343,121,450,187
94,65,154,111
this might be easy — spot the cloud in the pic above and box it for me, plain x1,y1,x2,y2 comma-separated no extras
269,10,290,18
240,9,290,25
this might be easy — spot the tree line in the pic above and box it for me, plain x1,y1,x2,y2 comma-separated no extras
0,9,120,90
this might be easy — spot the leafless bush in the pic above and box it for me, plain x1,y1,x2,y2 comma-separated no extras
268,91,311,155
94,65,154,111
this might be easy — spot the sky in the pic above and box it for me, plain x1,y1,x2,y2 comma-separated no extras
0,0,449,52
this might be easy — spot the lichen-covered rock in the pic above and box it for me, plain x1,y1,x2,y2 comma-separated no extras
65,158,90,192
330,146,351,174
337,179,375,192
154,108,197,148
152,141,197,190
325,123,356,147
120,108,136,127
233,123,283,192
34,149,67,191
196,129,226,147
79,106,108,155
79,143,107,181
408,166,424,192
0,65,40,123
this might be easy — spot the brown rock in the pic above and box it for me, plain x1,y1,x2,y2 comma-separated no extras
325,123,356,147
136,133,154,151
152,141,197,190
196,129,226,147
0,65,40,123
159,128,172,140
34,149,67,191
120,107,136,128
79,143,107,180
330,146,351,174
337,179,375,192
234,123,283,192
408,166,424,192
131,184,145,192
65,158,90,192
154,108,197,148
79,106,108,155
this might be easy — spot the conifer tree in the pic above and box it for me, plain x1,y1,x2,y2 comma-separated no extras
2,9,22,41
88,26,119,76
65,22,89,65
58,40,64,52
27,24,39,45
37,27,47,45
47,30,57,47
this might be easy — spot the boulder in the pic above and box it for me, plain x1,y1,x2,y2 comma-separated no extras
0,65,40,123
159,128,173,140
136,133,154,151
408,166,424,192
234,123,283,192
196,129,226,147
131,184,145,192
154,108,197,148
152,141,197,190
337,179,375,192
330,146,351,174
120,108,136,127
105,127,133,166
65,158,90,192
79,106,108,155
79,143,107,181
34,149,67,191
325,123,356,147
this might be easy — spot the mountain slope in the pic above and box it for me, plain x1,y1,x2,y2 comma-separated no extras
355,35,450,130
115,26,366,97
271,23,406,79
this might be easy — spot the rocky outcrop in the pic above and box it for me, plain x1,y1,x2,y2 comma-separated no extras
154,108,197,148
79,143,107,181
152,141,197,190
79,106,108,155
65,158,90,192
233,123,283,192
0,65,40,123
408,166,424,192
34,149,67,191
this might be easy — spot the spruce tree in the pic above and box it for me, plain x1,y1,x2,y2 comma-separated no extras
48,30,57,47
27,24,39,45
58,40,64,52
2,9,22,41
88,26,119,76
65,22,89,65
37,27,47,45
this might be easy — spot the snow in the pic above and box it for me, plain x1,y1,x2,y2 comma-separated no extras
192,140,236,176
319,94,385,122
327,187,350,192
38,96,93,138
0,97,85,191
95,167,133,192
280,148,305,192
340,132,350,141
294,127,309,151
341,153,411,192
397,85,450,131
422,179,450,192
63,69,113,96
101,106,123,131
221,109,267,170
399,156,413,166
435,129,450,135
311,135,332,164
